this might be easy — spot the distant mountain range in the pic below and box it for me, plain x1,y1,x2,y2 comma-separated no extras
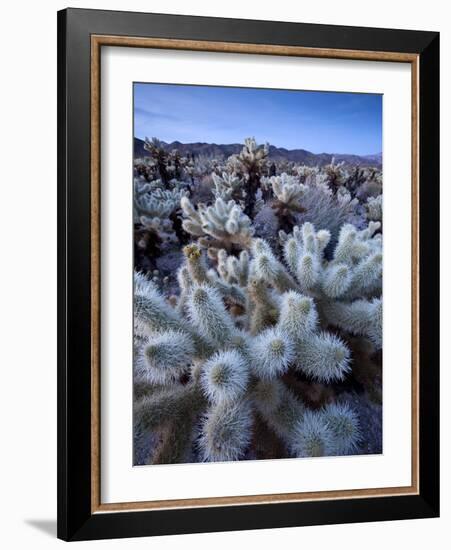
134,138,382,168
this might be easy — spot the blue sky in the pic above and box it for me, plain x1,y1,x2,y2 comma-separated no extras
134,83,382,156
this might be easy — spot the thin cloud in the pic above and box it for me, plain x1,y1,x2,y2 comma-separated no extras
134,106,179,122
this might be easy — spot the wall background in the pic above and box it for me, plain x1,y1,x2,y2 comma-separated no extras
0,1,448,547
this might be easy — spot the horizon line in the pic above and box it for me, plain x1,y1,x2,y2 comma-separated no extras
134,135,382,158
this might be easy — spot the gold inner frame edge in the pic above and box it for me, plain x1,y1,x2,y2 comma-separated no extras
90,35,420,514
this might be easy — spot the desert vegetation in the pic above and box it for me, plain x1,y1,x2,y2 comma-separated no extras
133,136,383,465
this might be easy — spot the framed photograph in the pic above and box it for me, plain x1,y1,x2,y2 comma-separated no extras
57,8,439,541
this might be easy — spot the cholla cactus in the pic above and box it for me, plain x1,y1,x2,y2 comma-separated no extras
290,402,360,457
181,196,254,257
270,173,306,208
183,244,247,308
265,173,307,231
336,186,359,210
322,297,382,349
250,328,295,380
134,184,187,227
356,169,383,201
322,402,361,455
252,238,298,293
343,165,368,194
134,181,188,265
134,156,159,182
167,149,192,180
290,410,334,457
230,137,269,174
291,178,361,245
201,349,250,404
216,249,250,287
295,165,320,184
143,137,171,184
211,172,245,201
132,220,381,465
227,138,269,217
136,330,195,385
324,157,346,190
198,398,253,462
278,221,382,349
366,194,383,222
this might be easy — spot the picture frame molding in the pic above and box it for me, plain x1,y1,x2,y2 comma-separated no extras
58,8,439,541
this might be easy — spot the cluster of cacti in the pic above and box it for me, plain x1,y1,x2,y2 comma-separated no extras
133,136,383,465
133,177,190,272
135,138,195,186
141,138,183,184
180,196,254,258
134,181,187,228
133,215,383,463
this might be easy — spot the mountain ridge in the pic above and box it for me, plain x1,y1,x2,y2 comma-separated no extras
134,137,382,167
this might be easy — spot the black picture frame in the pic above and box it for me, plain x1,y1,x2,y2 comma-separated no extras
57,7,439,541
